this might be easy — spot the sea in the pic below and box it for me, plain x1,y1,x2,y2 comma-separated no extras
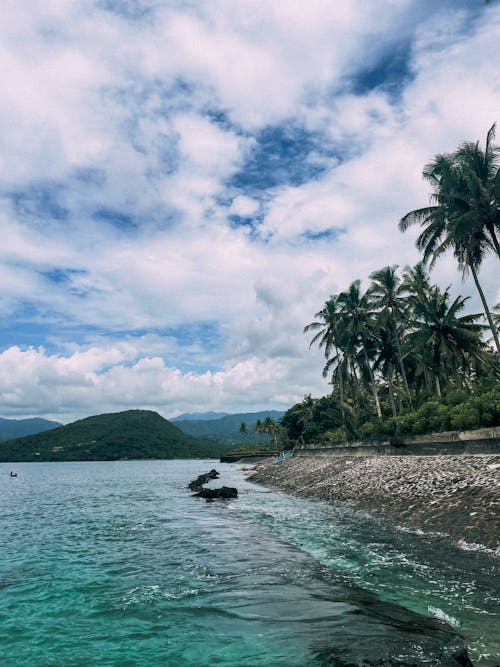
1,459,498,666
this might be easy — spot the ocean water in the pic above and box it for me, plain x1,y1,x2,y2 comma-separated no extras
0,460,498,666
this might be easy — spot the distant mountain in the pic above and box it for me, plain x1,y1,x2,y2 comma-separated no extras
0,410,222,462
172,411,228,422
0,417,62,441
174,410,285,445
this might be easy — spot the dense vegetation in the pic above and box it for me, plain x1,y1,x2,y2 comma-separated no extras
0,410,221,462
281,125,500,447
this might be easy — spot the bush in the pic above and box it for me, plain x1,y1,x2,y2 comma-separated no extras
325,427,348,444
281,382,499,447
358,421,379,440
393,412,416,436
449,405,481,430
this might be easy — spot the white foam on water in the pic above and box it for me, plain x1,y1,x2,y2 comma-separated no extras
428,605,461,627
456,539,499,558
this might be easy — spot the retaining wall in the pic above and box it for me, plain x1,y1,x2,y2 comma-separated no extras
295,426,500,458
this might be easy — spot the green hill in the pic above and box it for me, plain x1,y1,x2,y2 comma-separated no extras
0,410,221,462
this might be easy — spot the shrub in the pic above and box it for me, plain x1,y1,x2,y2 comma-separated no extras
393,412,416,436
358,421,379,440
449,405,481,430
325,427,348,444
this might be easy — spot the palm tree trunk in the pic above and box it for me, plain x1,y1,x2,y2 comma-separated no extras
387,365,397,417
335,349,346,422
470,264,500,354
334,347,345,399
435,374,442,399
486,223,500,258
351,361,359,385
361,338,382,420
393,324,414,411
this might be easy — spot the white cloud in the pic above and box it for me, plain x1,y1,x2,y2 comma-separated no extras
0,1,498,422
229,195,260,217
0,344,325,423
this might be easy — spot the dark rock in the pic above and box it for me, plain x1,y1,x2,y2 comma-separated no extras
193,486,238,500
453,648,474,666
188,469,220,491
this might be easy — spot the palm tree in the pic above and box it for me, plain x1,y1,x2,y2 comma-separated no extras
304,296,346,408
494,303,500,329
399,124,500,353
409,286,487,398
372,323,399,417
337,280,382,420
256,416,281,446
402,262,432,306
284,395,319,446
368,265,414,410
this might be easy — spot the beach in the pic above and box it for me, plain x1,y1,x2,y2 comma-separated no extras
249,453,500,552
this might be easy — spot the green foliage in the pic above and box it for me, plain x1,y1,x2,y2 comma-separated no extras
324,427,347,443
372,387,499,438
282,384,499,445
281,393,343,445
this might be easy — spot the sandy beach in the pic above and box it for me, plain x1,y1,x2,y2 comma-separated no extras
249,453,500,553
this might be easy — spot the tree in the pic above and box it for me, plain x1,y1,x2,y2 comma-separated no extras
304,296,346,409
368,265,414,410
255,416,281,446
399,124,500,353
239,422,247,434
372,323,399,417
337,280,382,420
408,286,487,398
402,262,432,305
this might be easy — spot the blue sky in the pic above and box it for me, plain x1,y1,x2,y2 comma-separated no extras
0,0,498,422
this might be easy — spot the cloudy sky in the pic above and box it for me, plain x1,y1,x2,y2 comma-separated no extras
1,0,499,423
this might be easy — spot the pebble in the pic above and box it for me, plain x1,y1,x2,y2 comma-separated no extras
250,453,500,552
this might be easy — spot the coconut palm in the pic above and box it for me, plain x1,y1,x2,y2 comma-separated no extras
337,280,382,420
372,323,400,417
402,262,432,305
399,124,500,353
494,303,500,329
408,286,487,398
256,416,280,445
368,265,414,409
304,296,346,407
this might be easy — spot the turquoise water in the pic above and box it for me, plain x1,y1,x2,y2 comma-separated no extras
0,460,498,666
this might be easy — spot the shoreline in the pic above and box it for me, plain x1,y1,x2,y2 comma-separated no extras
248,453,499,554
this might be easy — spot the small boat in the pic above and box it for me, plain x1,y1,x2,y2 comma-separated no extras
273,451,293,464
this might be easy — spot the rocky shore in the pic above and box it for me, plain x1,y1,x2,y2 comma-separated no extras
249,453,500,552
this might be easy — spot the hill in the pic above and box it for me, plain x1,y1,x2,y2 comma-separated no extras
0,417,62,440
0,410,221,462
174,410,285,445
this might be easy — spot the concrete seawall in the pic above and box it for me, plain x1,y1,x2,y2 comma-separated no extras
296,426,500,458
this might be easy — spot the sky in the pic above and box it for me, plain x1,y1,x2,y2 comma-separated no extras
0,0,499,424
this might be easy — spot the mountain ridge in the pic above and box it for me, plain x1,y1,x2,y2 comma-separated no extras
172,411,229,422
174,410,285,445
0,417,62,441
